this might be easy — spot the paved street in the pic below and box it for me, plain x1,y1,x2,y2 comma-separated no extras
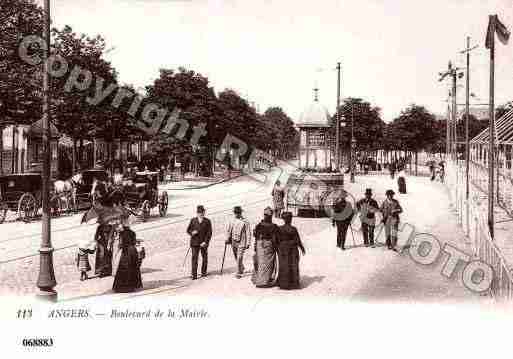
0,162,493,304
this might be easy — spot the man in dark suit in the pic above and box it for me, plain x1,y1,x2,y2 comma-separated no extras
332,190,355,250
186,205,213,279
356,188,380,247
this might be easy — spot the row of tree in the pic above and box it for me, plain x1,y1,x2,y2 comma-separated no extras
330,98,494,172
1,0,299,176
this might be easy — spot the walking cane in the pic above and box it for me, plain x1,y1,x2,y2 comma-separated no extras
182,246,191,276
220,242,228,274
349,224,357,247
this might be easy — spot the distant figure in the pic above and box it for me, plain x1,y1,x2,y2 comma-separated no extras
76,239,96,281
389,162,396,179
397,168,407,194
277,212,305,290
429,162,435,181
271,180,285,219
438,162,445,183
113,219,142,292
186,205,213,280
356,188,380,247
252,207,279,288
226,206,252,278
380,190,403,251
332,190,355,250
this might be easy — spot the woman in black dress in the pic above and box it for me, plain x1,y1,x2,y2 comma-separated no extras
113,221,142,293
94,224,113,277
277,212,306,290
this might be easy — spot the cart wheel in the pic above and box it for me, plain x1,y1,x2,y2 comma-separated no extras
18,193,37,222
0,203,8,224
50,195,63,217
141,200,150,222
159,192,168,217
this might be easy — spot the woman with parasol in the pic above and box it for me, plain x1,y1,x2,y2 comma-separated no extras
113,216,142,293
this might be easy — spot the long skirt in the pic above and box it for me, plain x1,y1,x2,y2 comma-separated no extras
398,177,406,194
113,247,142,293
95,240,112,276
77,253,91,272
251,240,277,287
277,247,300,289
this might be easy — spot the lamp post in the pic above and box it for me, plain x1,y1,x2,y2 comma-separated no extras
349,103,361,183
36,0,57,301
335,62,341,171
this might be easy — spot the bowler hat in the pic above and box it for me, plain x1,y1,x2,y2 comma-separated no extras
233,206,243,214
365,188,372,195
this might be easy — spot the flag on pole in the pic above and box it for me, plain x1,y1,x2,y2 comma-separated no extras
486,14,510,49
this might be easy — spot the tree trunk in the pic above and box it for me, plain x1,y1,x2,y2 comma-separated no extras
79,138,84,169
0,126,3,175
72,139,77,172
415,151,418,176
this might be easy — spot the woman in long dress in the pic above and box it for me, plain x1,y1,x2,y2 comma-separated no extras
113,221,142,293
397,168,407,194
252,207,279,288
94,224,113,277
277,212,306,290
271,180,285,219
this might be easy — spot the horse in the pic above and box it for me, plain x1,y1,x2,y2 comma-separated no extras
53,173,83,213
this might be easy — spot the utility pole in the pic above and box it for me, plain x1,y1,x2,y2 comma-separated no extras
439,62,463,161
350,103,355,183
451,69,458,161
336,62,341,171
36,0,57,301
488,15,496,239
461,37,478,237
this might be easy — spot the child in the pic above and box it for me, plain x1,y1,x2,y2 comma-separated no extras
77,239,96,281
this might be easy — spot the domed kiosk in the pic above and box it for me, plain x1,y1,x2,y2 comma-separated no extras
285,89,345,216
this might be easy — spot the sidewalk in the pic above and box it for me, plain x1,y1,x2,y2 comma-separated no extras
57,174,491,305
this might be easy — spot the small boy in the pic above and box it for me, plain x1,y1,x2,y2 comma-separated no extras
76,239,96,281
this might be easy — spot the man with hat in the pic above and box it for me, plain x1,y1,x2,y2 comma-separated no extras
226,206,252,278
186,205,213,279
380,190,403,251
356,188,380,247
332,190,355,250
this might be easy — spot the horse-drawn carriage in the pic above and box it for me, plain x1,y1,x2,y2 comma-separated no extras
72,169,109,210
0,173,65,223
122,171,168,221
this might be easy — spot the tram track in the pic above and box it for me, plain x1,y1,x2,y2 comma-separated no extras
0,174,271,244
0,195,271,265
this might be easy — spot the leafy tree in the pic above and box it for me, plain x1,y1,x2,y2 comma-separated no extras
0,0,43,127
388,104,439,174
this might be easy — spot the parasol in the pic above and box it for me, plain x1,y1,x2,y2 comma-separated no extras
80,204,135,225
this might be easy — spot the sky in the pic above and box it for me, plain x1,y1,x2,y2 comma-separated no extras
38,0,513,123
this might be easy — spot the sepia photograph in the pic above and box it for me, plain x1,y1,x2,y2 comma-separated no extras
1,0,513,357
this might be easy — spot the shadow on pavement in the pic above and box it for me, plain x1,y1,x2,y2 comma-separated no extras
140,267,163,274
300,275,325,289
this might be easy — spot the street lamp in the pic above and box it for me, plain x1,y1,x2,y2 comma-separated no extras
36,0,57,301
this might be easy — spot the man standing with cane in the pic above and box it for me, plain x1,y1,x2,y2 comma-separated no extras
186,205,212,280
225,206,251,278
356,189,380,248
332,190,355,250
